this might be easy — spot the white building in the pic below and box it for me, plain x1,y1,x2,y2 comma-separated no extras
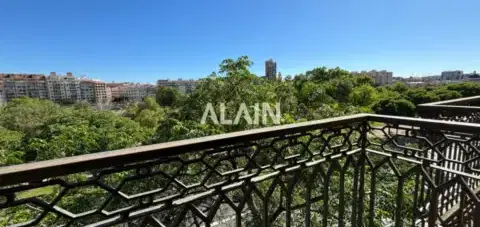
107,83,156,103
157,79,197,94
0,72,115,106
124,84,156,102
80,79,110,105
351,70,393,85
441,70,464,80
46,72,81,103
0,80,5,106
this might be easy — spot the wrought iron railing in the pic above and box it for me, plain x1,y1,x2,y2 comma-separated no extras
1,114,480,227
417,95,480,226
418,96,480,123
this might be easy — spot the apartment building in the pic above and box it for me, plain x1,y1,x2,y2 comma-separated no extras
26,74,49,99
265,59,277,80
0,80,5,106
107,83,128,102
46,72,81,103
0,73,49,101
441,70,464,80
157,79,196,94
0,93,5,106
0,72,117,106
80,80,110,105
1,74,28,100
80,81,95,103
107,83,156,103
351,70,393,85
124,84,155,102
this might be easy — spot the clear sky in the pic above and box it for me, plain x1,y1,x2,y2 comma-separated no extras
0,0,479,83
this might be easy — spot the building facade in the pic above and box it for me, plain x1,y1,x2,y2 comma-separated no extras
0,72,152,106
79,81,95,103
265,59,277,80
0,73,49,102
108,83,156,102
46,72,81,103
80,80,110,105
157,79,196,94
26,74,49,100
107,83,129,102
351,70,393,85
0,80,5,106
441,70,464,80
125,84,155,102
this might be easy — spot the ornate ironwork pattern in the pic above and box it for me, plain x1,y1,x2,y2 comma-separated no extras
418,95,480,123
1,114,480,227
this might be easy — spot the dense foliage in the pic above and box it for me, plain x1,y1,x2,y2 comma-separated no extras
1,56,479,226
2,57,478,165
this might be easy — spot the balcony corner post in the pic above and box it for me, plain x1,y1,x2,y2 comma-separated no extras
428,189,439,227
474,200,480,227
355,119,369,226
360,119,369,152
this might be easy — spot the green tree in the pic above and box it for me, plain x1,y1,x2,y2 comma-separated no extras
405,88,440,105
433,88,462,100
22,107,151,161
447,82,480,97
325,77,354,103
0,97,64,135
218,55,254,77
389,82,408,93
297,82,335,108
349,84,377,106
372,97,416,117
156,86,182,107
0,127,24,165
354,74,375,86
306,66,350,82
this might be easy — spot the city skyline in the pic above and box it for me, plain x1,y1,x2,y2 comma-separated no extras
1,0,479,82
0,65,477,84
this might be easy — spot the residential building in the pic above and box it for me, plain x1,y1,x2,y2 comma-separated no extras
0,72,126,106
0,80,5,106
80,80,95,103
107,83,156,103
93,80,110,105
125,84,156,102
0,73,49,101
351,70,393,85
80,80,110,105
0,93,4,106
107,83,129,102
46,72,81,103
157,79,196,94
265,59,277,80
1,74,28,101
26,74,49,99
441,70,464,80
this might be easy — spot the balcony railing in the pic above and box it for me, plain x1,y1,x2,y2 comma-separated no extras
418,96,480,123
1,114,480,227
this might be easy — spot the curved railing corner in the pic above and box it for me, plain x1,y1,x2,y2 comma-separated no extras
418,95,480,123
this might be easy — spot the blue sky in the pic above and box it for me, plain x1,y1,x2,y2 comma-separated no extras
0,0,479,83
